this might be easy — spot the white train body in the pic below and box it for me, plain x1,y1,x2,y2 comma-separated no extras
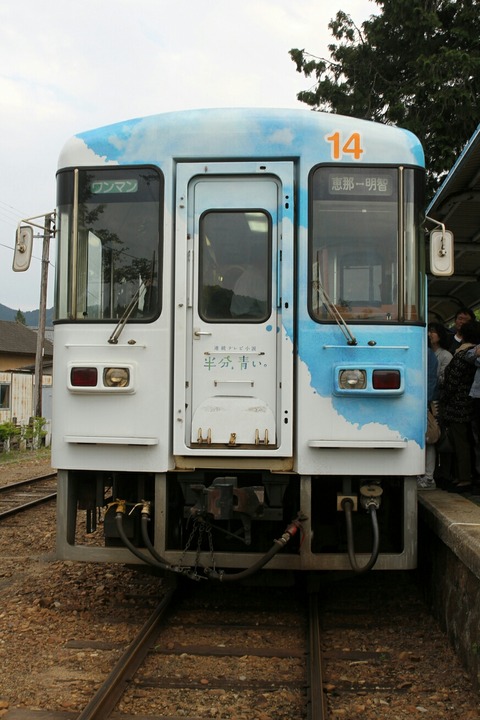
52,109,427,574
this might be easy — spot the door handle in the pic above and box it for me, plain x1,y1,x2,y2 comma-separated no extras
194,329,212,337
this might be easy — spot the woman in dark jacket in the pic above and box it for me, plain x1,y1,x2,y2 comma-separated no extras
440,320,480,491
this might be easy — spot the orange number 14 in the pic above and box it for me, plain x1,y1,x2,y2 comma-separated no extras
326,132,364,160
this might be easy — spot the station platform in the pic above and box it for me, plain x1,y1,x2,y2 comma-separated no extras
418,488,480,580
417,488,480,689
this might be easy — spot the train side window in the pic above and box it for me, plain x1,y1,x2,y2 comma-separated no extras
55,167,163,322
403,168,424,322
309,166,399,322
198,210,271,322
310,166,399,321
309,165,424,323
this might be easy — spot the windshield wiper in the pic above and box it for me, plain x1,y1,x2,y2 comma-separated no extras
315,280,357,346
108,280,147,345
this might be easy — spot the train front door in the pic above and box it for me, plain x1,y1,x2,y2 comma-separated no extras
174,162,294,455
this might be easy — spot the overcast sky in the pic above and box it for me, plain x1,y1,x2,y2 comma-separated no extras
0,0,375,312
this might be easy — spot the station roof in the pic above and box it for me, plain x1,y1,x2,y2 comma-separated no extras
427,124,480,324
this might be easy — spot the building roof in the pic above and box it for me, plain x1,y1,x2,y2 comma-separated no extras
427,123,480,323
0,321,53,358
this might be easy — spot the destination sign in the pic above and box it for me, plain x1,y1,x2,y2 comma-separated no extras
328,173,393,196
90,179,139,194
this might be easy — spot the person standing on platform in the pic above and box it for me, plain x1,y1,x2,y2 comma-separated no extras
449,308,475,354
417,325,453,490
440,320,480,492
428,322,453,391
464,340,480,487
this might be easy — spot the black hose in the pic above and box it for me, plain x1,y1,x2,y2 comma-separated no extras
140,514,171,570
205,541,282,582
342,498,380,574
116,506,304,583
115,512,166,570
205,518,303,582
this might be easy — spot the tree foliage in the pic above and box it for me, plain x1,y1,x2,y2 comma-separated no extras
15,309,26,325
290,0,480,198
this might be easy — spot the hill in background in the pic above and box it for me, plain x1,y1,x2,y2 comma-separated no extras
0,303,54,327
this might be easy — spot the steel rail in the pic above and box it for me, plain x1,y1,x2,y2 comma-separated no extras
308,593,328,720
0,472,57,494
0,492,57,519
0,473,57,519
76,581,177,720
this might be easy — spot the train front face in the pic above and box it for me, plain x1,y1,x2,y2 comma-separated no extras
52,110,425,574
294,162,425,571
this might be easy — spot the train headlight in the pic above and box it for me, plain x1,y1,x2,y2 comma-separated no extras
339,369,367,390
103,367,130,388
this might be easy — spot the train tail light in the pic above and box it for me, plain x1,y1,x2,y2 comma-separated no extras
70,367,98,387
69,364,133,391
372,369,401,390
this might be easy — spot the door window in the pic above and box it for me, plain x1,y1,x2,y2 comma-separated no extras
198,210,271,322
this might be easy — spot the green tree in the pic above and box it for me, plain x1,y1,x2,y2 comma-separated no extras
15,309,26,325
290,0,480,199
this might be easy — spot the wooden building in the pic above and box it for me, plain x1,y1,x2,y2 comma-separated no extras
0,321,53,426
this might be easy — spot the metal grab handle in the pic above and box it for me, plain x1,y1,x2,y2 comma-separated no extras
214,380,254,386
194,329,212,337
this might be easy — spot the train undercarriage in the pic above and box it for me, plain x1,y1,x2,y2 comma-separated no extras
56,469,417,577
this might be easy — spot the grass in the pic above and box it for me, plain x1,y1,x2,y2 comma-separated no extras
0,445,51,467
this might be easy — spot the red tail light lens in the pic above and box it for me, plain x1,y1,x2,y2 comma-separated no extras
372,369,401,390
70,367,98,387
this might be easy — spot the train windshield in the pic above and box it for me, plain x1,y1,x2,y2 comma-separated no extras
310,166,424,323
55,167,162,321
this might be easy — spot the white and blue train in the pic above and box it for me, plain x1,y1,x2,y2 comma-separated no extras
17,108,451,578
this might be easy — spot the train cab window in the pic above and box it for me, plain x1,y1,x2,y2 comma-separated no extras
198,210,271,322
309,166,424,323
55,167,162,321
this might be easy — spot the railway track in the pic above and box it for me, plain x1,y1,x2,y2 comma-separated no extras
0,471,57,519
65,572,478,720
0,462,471,719
72,577,326,720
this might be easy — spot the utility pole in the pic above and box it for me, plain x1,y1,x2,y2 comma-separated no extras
33,213,53,419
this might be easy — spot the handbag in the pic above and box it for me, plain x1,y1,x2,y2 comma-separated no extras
436,424,453,453
426,408,441,444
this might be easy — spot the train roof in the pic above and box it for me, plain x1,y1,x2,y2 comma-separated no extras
57,107,425,171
